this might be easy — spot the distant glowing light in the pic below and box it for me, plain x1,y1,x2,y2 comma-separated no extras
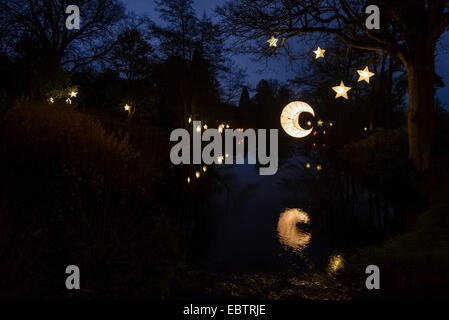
364,127,368,131
226,124,230,129
195,171,200,179
317,120,324,127
70,91,78,98
306,163,311,169
332,81,352,99
217,156,224,164
202,166,207,173
267,36,279,47
196,125,201,133
188,117,192,124
329,122,333,127
124,104,131,112
323,130,327,135
66,98,72,104
203,124,208,130
317,165,322,171
313,47,326,59
49,97,54,104
187,177,191,183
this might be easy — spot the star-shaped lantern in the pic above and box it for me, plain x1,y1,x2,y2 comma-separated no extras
267,36,279,47
357,66,375,84
313,47,326,59
332,81,352,100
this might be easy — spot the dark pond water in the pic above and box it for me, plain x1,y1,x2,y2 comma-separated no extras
192,149,397,276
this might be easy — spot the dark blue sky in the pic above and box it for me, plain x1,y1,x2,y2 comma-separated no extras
124,0,449,104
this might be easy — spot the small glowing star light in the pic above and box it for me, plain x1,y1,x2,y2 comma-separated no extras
332,81,352,100
357,66,375,84
313,47,326,59
267,36,279,47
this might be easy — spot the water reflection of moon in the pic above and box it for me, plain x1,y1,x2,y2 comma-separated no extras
277,208,311,254
280,101,315,138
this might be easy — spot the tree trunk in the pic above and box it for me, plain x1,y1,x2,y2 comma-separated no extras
406,40,436,172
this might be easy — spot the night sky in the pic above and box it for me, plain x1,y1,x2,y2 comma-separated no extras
124,0,449,105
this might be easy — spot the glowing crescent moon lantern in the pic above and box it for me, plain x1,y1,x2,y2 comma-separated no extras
280,101,316,138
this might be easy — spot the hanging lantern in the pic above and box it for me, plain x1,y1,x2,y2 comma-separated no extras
267,36,279,47
357,66,375,84
332,81,352,99
280,101,316,138
313,47,326,59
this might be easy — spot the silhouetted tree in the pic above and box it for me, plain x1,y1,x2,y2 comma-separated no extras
239,86,251,109
112,25,155,81
218,0,449,172
0,0,125,96
153,0,198,60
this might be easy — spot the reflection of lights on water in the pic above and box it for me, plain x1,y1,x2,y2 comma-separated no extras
328,253,344,274
277,209,311,254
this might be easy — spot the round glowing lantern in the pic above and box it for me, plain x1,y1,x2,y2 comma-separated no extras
280,101,316,138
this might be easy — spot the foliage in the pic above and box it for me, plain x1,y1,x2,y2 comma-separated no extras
0,102,184,298
341,200,449,298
